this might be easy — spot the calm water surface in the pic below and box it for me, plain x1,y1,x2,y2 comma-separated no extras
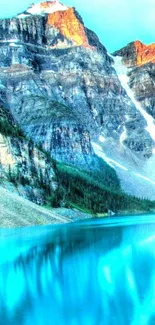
0,215,155,325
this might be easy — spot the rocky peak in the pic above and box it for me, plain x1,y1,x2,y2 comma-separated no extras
134,40,155,66
16,1,91,48
113,39,155,128
113,40,155,67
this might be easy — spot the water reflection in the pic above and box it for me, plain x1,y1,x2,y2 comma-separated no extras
0,215,155,324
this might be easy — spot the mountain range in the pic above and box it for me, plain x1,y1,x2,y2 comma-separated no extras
0,0,155,225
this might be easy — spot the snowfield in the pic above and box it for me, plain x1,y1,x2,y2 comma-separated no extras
26,1,68,15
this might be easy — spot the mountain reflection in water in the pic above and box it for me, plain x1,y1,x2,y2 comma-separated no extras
0,215,155,325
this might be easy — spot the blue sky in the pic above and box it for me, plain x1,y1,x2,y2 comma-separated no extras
0,0,155,52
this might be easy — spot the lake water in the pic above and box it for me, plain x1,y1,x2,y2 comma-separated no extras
0,214,155,325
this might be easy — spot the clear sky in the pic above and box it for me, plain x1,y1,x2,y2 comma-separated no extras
0,0,155,52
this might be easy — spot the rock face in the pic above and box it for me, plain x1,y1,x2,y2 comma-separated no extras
114,40,155,67
0,0,155,200
113,41,155,119
47,8,90,47
0,104,56,204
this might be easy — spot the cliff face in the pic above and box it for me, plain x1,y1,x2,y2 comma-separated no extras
0,105,56,204
0,4,89,49
47,8,90,47
114,41,155,67
113,41,155,119
135,41,155,66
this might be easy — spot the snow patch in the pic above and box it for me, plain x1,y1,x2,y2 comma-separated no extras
17,14,30,18
112,55,155,142
9,43,21,47
0,39,18,43
92,142,128,171
99,135,105,143
93,141,155,189
27,1,68,15
134,173,155,186
108,53,114,60
120,126,127,145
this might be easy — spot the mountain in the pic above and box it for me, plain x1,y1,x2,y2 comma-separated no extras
114,40,155,119
112,41,155,197
0,0,155,220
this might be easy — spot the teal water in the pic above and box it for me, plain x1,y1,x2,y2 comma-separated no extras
0,215,155,324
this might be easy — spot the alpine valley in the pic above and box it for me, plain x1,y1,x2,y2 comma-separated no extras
0,0,155,226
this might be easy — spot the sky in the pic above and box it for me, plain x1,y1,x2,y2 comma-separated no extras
0,0,155,52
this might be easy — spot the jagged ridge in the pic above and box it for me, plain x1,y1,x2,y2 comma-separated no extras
114,40,155,67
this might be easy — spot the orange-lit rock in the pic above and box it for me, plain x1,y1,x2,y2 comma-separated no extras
47,8,90,47
135,40,155,66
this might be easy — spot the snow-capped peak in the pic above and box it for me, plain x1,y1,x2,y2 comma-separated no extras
26,1,69,15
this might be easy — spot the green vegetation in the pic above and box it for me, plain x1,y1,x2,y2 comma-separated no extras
49,101,75,120
4,150,155,214
7,166,31,186
88,156,120,191
48,160,155,214
0,114,24,138
1,101,154,215
69,203,94,215
30,96,76,121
